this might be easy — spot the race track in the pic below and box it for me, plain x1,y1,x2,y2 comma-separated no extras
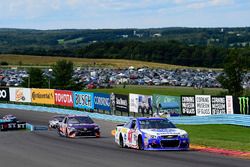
0,108,249,167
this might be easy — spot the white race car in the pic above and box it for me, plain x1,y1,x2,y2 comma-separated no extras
115,117,189,150
48,115,65,129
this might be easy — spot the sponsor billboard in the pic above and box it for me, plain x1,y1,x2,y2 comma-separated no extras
115,94,129,113
129,94,152,114
233,97,250,115
9,87,31,103
0,88,9,101
195,95,211,116
152,94,181,116
74,92,94,110
94,93,111,111
54,90,73,107
225,96,234,114
181,96,196,116
211,96,226,115
31,89,55,105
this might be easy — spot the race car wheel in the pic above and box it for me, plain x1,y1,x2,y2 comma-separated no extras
138,136,144,150
119,134,124,148
58,129,64,137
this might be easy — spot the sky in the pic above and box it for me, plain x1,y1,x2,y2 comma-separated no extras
0,0,249,30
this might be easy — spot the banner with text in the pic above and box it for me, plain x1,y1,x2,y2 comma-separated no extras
211,96,226,115
226,96,234,114
32,89,55,104
0,88,9,101
181,96,196,116
152,94,181,116
195,95,211,116
233,96,250,115
54,90,73,107
115,94,129,113
73,92,94,110
94,93,111,111
10,87,31,103
129,93,152,114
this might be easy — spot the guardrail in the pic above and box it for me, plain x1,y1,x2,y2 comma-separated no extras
1,103,250,126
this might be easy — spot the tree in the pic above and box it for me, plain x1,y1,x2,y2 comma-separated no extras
21,68,45,88
51,60,75,90
217,50,246,96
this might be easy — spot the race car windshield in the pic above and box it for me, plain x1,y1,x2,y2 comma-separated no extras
139,119,176,129
68,117,94,124
53,116,65,122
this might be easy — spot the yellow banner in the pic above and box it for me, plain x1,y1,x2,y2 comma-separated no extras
31,89,55,104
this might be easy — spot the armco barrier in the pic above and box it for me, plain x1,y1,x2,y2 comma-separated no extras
0,103,250,126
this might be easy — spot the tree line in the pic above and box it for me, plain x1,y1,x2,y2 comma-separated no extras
77,41,250,68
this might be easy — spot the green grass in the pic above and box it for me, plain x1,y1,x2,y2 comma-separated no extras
84,85,225,96
177,124,250,152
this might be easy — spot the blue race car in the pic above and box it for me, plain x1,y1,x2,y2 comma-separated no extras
115,117,189,150
0,114,26,131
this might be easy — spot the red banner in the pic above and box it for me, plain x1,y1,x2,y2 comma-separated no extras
54,90,73,107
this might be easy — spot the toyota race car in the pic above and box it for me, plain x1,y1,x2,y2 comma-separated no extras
115,117,189,150
48,115,65,129
0,114,26,131
58,115,100,138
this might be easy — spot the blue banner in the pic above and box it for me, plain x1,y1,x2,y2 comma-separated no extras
94,93,111,111
73,92,94,110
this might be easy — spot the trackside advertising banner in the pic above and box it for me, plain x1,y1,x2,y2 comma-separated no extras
54,90,73,107
152,95,181,116
233,96,250,115
74,92,94,110
32,89,55,105
195,95,211,116
115,94,129,112
211,96,226,115
9,87,31,103
94,93,111,111
129,93,152,114
181,96,196,116
0,88,9,101
226,96,234,114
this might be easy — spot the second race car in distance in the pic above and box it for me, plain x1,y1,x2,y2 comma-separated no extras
58,115,100,138
115,117,189,150
48,115,65,129
1,114,26,131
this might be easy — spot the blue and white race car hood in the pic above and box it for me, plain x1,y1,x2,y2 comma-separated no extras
140,128,187,136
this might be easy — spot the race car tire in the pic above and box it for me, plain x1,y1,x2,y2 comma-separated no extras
119,134,124,148
58,129,64,137
138,136,144,150
95,132,100,138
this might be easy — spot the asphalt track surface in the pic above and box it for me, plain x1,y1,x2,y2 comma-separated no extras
0,108,249,167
